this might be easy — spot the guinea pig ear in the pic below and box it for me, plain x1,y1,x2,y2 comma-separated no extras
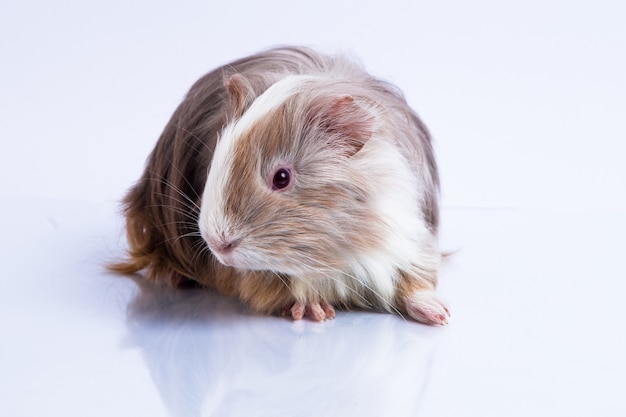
224,73,255,119
316,95,375,157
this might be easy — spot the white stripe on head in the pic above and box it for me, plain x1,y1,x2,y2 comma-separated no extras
199,75,322,235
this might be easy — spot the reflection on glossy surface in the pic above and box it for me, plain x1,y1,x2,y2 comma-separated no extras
125,276,442,417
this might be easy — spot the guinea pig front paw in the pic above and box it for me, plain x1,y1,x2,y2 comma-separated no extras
404,291,451,325
281,300,336,321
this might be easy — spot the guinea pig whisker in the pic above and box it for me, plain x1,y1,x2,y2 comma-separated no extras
146,168,200,205
167,161,203,202
158,220,200,229
147,190,199,213
149,192,200,219
157,198,199,218
166,231,202,246
150,176,201,212
190,239,211,265
145,203,199,223
173,123,215,157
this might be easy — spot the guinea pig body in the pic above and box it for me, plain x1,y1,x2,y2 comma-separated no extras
112,46,450,324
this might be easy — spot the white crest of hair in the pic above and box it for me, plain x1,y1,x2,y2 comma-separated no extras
198,127,231,240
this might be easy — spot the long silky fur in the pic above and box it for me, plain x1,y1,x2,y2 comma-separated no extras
110,46,441,317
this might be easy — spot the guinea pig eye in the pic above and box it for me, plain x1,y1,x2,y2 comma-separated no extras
272,167,292,191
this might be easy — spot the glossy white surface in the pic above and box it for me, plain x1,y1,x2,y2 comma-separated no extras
2,201,625,416
1,1,625,416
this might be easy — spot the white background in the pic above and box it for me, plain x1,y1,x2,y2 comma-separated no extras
1,1,625,416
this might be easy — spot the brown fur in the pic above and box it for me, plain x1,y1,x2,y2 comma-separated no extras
110,46,443,321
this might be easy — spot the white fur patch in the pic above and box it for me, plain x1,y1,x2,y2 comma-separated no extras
344,136,436,306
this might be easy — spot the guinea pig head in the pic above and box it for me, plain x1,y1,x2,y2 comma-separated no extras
199,75,382,276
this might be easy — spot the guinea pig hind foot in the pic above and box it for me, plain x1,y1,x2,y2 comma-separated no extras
281,299,336,321
403,291,451,325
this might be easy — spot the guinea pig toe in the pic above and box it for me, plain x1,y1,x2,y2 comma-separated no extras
404,291,451,325
307,300,335,321
289,301,307,320
320,300,336,320
287,300,335,321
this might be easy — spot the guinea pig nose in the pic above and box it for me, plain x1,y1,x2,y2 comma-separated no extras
219,239,240,253
205,235,240,254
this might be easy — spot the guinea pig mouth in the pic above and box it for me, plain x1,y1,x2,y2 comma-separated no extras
211,250,236,268
206,241,266,271
207,244,239,268
209,245,298,274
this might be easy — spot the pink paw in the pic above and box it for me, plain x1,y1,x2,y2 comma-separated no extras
282,300,336,321
405,291,450,325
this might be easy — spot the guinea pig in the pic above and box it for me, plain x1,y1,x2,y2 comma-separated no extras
111,46,450,324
